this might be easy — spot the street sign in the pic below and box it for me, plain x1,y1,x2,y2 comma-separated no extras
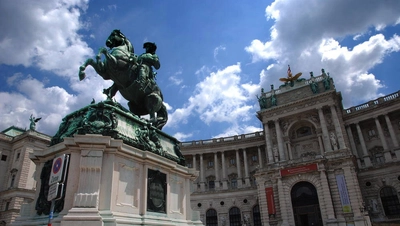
47,182,64,201
49,154,69,185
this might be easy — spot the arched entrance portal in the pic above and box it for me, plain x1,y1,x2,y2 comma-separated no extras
291,181,323,226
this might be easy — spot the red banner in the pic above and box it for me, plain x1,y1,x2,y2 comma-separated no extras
265,187,276,215
280,163,318,177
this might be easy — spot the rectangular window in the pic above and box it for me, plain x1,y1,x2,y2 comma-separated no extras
1,155,7,161
208,161,214,167
368,129,376,137
230,159,236,165
187,163,192,168
375,153,385,164
231,179,237,188
252,155,258,162
208,181,215,190
5,202,10,211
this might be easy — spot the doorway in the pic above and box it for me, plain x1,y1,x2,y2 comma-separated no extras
291,181,323,226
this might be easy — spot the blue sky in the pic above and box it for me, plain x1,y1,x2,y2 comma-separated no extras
1,0,400,141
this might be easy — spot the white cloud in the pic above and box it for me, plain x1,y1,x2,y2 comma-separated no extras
0,74,77,134
173,132,193,141
0,0,92,78
163,102,173,111
169,76,183,86
213,45,226,61
0,0,117,135
245,0,400,107
244,39,279,63
213,125,261,139
166,63,255,130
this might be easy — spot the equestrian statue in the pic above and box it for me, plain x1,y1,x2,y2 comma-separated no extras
78,29,168,130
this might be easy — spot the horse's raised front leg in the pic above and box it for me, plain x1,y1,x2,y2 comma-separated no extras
79,58,96,81
79,55,109,81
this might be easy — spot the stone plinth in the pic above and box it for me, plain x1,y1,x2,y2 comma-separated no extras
13,134,202,226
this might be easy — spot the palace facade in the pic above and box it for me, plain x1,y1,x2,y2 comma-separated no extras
0,70,400,226
180,71,400,226
0,127,51,226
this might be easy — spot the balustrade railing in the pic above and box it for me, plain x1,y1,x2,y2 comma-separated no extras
344,91,400,114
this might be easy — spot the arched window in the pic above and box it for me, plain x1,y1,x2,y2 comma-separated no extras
380,186,400,217
206,209,218,226
252,205,262,226
229,207,241,226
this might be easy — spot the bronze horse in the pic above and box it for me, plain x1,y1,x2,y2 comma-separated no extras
78,29,168,129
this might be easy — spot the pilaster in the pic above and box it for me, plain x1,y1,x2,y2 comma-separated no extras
355,123,372,167
274,120,286,161
318,107,331,152
330,105,346,149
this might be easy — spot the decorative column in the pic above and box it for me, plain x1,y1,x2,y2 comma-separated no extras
375,117,388,150
318,135,324,155
221,151,228,189
374,117,391,162
257,146,263,169
286,142,293,160
330,105,346,149
192,155,196,170
318,107,331,152
346,125,358,157
236,149,243,188
385,114,399,147
264,123,274,163
274,120,286,161
346,125,363,168
214,152,220,188
200,154,205,191
385,114,400,159
243,148,250,186
356,123,372,167
277,178,289,225
319,168,336,220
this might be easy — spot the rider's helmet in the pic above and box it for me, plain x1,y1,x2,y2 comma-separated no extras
143,42,157,54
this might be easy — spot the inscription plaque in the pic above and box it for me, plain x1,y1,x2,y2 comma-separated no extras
147,169,166,213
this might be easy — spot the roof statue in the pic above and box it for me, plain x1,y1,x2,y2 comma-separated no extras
78,29,167,130
279,65,303,87
309,71,319,94
322,69,331,90
29,114,41,131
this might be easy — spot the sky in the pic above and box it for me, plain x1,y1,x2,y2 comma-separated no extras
1,0,400,142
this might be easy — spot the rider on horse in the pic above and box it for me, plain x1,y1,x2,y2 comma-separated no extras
137,42,159,90
79,30,168,130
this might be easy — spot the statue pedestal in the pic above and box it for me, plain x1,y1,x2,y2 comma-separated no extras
13,135,203,226
12,101,203,226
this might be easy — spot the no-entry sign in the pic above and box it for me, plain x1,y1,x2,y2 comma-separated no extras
49,154,68,185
